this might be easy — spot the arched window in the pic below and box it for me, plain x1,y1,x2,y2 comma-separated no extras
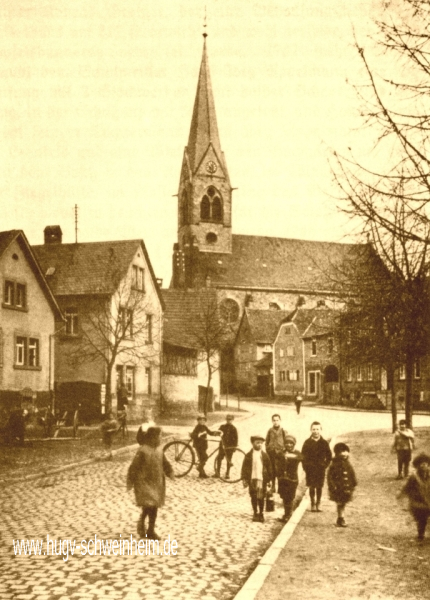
220,298,240,324
200,186,223,222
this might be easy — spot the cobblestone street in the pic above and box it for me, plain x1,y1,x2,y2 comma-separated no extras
1,404,429,600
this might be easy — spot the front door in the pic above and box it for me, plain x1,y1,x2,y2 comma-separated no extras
308,371,320,395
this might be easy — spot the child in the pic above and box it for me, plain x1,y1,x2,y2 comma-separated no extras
265,414,289,489
127,426,173,541
241,435,273,522
190,415,221,478
392,419,415,479
399,453,430,541
100,412,118,458
327,442,357,527
276,435,302,522
301,421,332,512
215,414,239,479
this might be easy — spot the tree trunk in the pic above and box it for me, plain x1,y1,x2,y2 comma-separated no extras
105,361,114,414
404,354,414,429
388,363,397,433
205,359,212,417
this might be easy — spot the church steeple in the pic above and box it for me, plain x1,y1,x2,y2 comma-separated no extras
174,34,233,278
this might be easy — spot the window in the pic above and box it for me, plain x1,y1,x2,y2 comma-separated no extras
399,364,406,380
200,186,223,222
328,337,334,355
280,370,286,382
132,266,145,291
415,360,421,379
145,314,153,344
311,339,317,356
15,336,40,368
279,348,284,358
4,280,27,309
119,308,133,338
220,299,240,324
366,363,373,381
285,327,292,336
180,190,189,225
126,366,135,397
287,370,299,381
145,366,152,395
346,366,352,382
286,345,294,357
65,309,79,335
262,344,271,354
357,366,363,381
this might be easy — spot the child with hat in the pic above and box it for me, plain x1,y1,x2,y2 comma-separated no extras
215,414,239,479
392,419,415,479
190,415,221,478
327,442,357,527
241,435,273,522
276,435,302,522
399,453,430,541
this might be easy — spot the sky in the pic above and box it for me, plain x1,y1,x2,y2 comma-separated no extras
0,0,386,283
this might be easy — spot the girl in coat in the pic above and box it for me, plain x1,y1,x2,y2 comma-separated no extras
399,453,430,541
327,442,357,527
127,426,173,541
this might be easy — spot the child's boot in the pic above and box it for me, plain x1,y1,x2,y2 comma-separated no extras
336,517,347,527
252,513,259,522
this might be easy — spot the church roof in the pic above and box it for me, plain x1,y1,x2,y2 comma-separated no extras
186,38,225,174
245,309,293,344
192,234,375,294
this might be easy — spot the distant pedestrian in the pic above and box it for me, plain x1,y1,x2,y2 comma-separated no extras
398,453,430,541
327,442,357,527
100,412,118,458
276,435,302,522
301,421,332,512
241,435,273,522
392,419,415,479
7,409,27,445
265,414,289,489
294,392,303,415
215,414,238,479
190,415,221,478
127,426,173,541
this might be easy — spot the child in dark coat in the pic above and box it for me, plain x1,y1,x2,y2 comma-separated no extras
241,435,273,522
301,421,332,512
276,435,302,522
127,426,173,541
327,442,357,527
190,415,221,478
399,453,430,541
100,412,118,458
392,419,415,479
215,414,239,479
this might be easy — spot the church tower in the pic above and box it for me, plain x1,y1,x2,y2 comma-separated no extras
173,34,233,288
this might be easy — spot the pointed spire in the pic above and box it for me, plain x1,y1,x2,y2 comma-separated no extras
187,36,223,174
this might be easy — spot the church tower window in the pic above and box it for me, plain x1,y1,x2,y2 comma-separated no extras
200,186,223,222
180,190,189,225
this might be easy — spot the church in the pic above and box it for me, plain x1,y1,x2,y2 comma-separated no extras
170,34,372,392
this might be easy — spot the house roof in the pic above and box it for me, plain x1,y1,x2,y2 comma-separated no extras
0,230,62,319
33,239,164,308
162,288,219,350
191,234,376,293
244,309,293,344
255,353,273,369
278,305,338,338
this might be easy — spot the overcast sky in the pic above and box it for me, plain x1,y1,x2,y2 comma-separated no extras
0,0,384,283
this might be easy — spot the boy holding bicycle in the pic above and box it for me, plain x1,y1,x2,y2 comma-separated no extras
215,414,238,479
191,415,221,478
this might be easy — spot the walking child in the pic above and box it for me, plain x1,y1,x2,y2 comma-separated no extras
392,419,415,479
190,415,221,478
301,421,332,512
127,426,173,541
215,414,238,479
327,442,357,527
241,435,273,522
399,453,430,541
100,412,118,458
276,435,302,522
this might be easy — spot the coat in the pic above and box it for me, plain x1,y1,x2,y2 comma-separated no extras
127,444,173,508
301,436,332,488
219,422,238,448
241,449,273,487
402,472,430,512
327,457,357,504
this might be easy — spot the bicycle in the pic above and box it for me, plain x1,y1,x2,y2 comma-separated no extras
163,434,246,483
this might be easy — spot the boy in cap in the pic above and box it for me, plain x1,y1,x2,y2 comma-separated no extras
190,415,221,478
265,414,289,489
327,442,357,527
215,414,239,479
301,421,332,512
241,435,273,522
276,435,302,522
399,453,430,541
392,419,415,479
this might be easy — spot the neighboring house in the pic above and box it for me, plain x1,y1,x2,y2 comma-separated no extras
33,226,164,422
162,288,221,412
170,35,379,392
234,308,291,396
273,304,339,402
0,230,62,416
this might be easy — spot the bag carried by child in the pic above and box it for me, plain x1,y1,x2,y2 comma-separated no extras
265,491,275,512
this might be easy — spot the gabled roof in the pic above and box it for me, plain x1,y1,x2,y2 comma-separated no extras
0,230,62,319
191,234,376,293
186,37,226,175
279,306,338,339
244,309,293,344
33,239,164,308
255,353,273,369
162,288,218,350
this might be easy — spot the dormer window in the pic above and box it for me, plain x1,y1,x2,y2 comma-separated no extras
200,186,223,222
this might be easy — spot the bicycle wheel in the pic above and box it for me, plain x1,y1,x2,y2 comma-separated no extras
214,447,246,483
163,440,195,478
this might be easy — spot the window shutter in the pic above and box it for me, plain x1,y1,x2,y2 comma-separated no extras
287,370,290,381
296,370,299,381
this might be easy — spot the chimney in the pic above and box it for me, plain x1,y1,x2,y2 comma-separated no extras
44,225,63,245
